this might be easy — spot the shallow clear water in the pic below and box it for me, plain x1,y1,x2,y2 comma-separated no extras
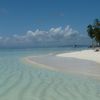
0,47,100,100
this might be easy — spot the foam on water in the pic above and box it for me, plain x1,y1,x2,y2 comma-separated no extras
0,48,100,100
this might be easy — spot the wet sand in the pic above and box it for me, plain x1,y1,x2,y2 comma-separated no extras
25,55,100,77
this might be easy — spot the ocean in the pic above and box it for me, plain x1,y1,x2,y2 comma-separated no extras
0,47,100,100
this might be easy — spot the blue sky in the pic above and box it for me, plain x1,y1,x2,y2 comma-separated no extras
0,0,100,48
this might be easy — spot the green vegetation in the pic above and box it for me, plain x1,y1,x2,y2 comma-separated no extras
87,18,100,47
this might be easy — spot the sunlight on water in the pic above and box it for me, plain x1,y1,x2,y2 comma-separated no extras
0,48,100,100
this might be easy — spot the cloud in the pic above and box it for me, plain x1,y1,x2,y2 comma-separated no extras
0,26,90,48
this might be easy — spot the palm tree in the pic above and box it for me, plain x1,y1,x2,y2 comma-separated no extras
87,24,95,47
94,27,100,46
94,18,100,46
87,18,100,47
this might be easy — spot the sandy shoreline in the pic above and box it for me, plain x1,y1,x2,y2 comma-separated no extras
24,49,100,77
57,49,100,64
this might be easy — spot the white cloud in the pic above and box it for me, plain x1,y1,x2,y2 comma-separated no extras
50,27,62,33
0,26,90,48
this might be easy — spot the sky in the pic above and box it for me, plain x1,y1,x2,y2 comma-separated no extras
0,0,100,48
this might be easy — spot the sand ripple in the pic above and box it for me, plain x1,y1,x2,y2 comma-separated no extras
0,55,100,100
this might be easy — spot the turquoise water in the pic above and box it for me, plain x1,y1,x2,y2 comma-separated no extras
0,48,100,100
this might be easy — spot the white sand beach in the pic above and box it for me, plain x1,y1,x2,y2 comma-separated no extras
57,49,100,64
